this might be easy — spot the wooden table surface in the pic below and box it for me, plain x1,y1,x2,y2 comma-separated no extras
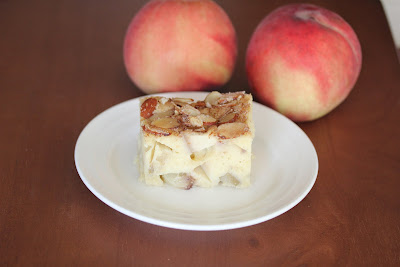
1,0,399,266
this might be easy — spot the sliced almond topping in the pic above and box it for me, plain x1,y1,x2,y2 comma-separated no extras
151,117,180,129
149,109,175,120
217,122,249,139
193,127,206,132
191,101,206,109
218,112,238,124
218,91,245,104
159,97,169,104
200,107,211,115
218,99,238,107
199,114,217,125
140,98,158,119
140,92,251,138
142,125,171,136
207,125,218,135
205,91,222,107
210,105,231,119
189,116,203,127
181,104,201,116
172,97,194,106
155,100,175,113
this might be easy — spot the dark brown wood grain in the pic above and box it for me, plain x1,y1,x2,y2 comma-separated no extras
1,0,399,266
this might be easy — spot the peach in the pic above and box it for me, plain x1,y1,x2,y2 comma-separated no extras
246,4,362,121
124,0,237,94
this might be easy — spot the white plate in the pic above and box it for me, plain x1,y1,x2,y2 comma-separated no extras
74,92,318,231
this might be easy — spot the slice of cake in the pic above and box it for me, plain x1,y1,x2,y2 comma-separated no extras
138,91,254,189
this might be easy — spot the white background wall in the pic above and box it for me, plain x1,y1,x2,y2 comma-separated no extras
381,0,400,49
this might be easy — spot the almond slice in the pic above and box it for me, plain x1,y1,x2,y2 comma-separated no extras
151,117,180,129
172,97,194,106
218,100,239,107
142,125,171,136
149,109,175,120
193,127,206,132
205,91,222,107
199,114,217,125
218,112,238,124
218,91,245,104
210,105,231,119
180,104,201,116
199,107,211,115
155,100,175,113
191,101,206,109
217,122,249,139
140,98,158,119
189,116,203,127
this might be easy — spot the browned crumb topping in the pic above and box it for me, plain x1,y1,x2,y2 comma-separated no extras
140,91,252,139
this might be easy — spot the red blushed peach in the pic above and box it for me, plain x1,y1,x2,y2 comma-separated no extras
246,4,362,122
124,0,237,94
